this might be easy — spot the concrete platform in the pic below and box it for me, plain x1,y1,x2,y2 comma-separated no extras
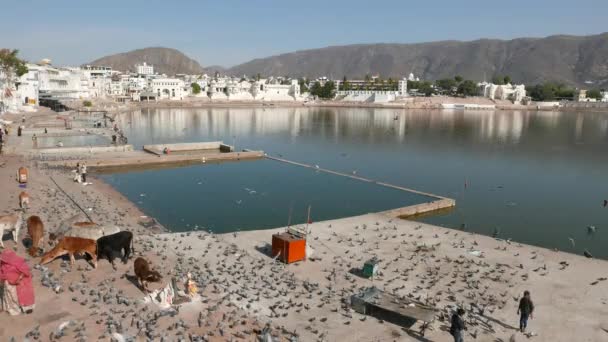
143,141,234,155
43,149,264,171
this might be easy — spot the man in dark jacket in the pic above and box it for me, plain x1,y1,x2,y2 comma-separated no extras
450,308,466,342
517,290,534,333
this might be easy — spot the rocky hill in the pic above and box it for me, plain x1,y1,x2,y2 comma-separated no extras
227,33,608,87
88,47,204,75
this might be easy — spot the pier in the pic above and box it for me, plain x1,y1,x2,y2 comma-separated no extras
264,155,455,218
42,141,264,171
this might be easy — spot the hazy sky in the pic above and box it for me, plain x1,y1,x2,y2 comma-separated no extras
3,0,606,67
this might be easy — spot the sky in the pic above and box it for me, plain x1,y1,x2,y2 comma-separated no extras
2,0,607,68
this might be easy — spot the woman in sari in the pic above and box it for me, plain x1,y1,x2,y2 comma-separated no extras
0,250,34,315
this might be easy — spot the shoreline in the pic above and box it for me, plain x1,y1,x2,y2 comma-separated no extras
60,96,608,114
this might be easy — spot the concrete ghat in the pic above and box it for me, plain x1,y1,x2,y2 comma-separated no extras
44,150,264,170
35,144,133,155
380,197,456,218
143,141,234,155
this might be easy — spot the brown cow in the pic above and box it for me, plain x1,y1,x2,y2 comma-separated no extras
40,237,97,268
26,215,44,257
19,191,30,209
133,257,162,292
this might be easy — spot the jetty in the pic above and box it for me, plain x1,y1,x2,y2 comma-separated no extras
265,155,455,218
41,141,264,171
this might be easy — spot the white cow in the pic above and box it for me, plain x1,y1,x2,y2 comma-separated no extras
0,211,23,247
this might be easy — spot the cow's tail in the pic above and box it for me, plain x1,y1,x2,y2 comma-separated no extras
131,232,135,256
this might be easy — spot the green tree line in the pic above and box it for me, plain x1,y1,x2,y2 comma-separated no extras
310,81,336,99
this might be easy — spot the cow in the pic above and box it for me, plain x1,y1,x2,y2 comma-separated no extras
49,222,120,244
19,191,30,209
0,211,22,248
26,215,44,257
40,237,97,268
96,231,133,269
133,257,162,292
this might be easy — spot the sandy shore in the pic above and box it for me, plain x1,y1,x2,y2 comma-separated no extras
0,106,607,341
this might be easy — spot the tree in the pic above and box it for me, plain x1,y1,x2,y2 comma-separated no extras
83,100,92,107
191,83,201,94
454,75,463,83
419,81,435,96
528,82,576,101
491,75,504,85
587,89,602,100
457,80,478,97
0,49,28,85
321,81,336,99
503,75,511,84
364,74,371,82
435,79,457,94
310,82,322,98
310,81,336,99
407,80,434,96
298,78,309,93
342,76,350,91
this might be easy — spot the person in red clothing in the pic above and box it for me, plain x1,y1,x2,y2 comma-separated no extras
0,250,35,315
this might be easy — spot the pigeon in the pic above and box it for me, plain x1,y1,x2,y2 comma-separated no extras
568,237,575,248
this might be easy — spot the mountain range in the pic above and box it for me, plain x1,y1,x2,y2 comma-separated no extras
88,33,608,88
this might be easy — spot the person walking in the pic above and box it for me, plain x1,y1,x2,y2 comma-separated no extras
450,308,466,342
80,162,87,183
31,134,38,148
517,290,534,333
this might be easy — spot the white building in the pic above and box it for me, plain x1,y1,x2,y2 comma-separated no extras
334,77,408,103
136,62,154,76
478,82,526,103
151,78,185,100
82,65,113,78
601,91,608,103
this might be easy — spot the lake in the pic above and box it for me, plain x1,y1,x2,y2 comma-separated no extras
100,107,608,258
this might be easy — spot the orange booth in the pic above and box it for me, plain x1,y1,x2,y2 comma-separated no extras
272,232,306,264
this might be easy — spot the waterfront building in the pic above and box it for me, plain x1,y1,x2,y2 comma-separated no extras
478,82,526,103
151,78,186,100
334,77,408,103
82,65,113,78
573,89,600,102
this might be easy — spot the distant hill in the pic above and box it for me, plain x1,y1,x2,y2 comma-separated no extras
88,47,204,75
227,33,608,87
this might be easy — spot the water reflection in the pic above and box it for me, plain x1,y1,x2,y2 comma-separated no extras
112,107,608,258
118,108,608,149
